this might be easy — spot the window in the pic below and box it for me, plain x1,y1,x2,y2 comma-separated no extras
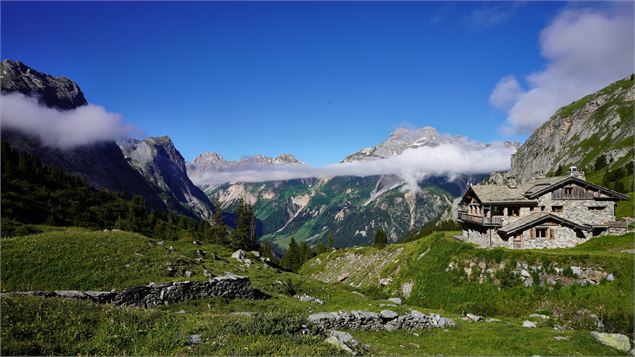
535,228,548,238
564,187,573,195
552,205,563,213
529,206,535,212
588,206,606,211
540,206,545,212
509,207,520,217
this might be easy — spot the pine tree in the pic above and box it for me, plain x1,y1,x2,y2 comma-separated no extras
211,195,227,245
231,199,257,250
594,155,607,171
261,241,278,264
315,242,327,255
327,232,335,250
373,227,388,248
281,238,301,271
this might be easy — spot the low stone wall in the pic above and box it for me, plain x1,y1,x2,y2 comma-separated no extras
10,275,254,307
308,310,454,331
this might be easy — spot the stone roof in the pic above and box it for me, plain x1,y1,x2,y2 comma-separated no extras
470,177,568,203
497,212,589,235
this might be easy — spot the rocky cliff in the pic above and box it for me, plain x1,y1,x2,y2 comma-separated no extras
509,76,634,182
118,136,215,220
0,59,169,211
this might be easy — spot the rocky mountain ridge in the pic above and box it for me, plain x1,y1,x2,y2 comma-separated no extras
343,126,519,163
0,59,213,220
508,75,634,183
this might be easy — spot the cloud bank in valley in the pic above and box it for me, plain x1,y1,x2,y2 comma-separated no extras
1,92,134,149
491,6,634,134
192,141,517,192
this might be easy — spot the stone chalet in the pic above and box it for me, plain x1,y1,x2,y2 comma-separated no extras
457,168,628,249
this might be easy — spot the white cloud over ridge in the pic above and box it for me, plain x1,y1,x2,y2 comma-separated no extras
492,7,634,135
192,141,516,192
1,92,134,149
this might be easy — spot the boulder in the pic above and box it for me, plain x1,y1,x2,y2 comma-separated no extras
325,330,358,355
401,281,414,298
465,313,483,322
231,250,246,261
294,294,325,305
187,334,202,345
379,278,392,286
387,297,402,305
590,331,631,352
522,320,537,328
379,310,398,321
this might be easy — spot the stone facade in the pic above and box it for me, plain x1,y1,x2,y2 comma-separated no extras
457,175,627,249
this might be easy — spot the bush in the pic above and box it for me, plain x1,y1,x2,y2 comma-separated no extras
1,218,41,238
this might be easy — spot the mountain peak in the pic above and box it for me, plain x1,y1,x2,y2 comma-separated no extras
1,59,87,110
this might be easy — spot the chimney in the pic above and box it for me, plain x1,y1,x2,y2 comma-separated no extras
507,176,518,189
569,166,578,177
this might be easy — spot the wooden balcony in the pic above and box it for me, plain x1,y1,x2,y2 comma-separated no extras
458,212,502,227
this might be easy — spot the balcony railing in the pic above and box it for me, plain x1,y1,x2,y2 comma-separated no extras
458,212,502,227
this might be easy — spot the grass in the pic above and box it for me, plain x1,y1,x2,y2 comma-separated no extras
355,319,626,356
1,227,633,355
303,231,635,335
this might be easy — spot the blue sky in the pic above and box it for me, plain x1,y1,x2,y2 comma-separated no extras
1,1,620,165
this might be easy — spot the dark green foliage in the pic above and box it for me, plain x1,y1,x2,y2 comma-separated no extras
373,227,387,248
327,232,335,250
0,142,201,241
0,217,42,238
210,195,228,244
315,242,327,255
553,165,564,176
281,238,301,271
593,155,607,171
260,241,278,264
231,199,258,251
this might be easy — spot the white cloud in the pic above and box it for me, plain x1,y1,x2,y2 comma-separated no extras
1,92,134,149
490,75,523,110
192,140,516,192
493,7,634,134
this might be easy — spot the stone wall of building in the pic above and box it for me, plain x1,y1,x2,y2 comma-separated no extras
536,192,615,226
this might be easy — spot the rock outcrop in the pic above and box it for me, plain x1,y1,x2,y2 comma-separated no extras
118,136,215,220
10,275,254,307
508,76,634,183
1,59,87,110
307,310,454,331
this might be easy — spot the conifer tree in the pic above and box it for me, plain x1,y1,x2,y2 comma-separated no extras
281,237,301,271
373,227,388,248
211,195,228,245
327,232,335,250
231,198,257,250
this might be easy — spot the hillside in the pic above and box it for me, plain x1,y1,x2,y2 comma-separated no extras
302,232,634,335
2,228,629,356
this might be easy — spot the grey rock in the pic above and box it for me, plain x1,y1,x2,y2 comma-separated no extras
294,294,324,305
590,331,631,352
379,310,398,321
522,320,537,328
465,313,483,321
231,250,246,261
554,336,569,341
184,271,193,278
606,273,615,282
188,334,202,345
387,297,402,305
